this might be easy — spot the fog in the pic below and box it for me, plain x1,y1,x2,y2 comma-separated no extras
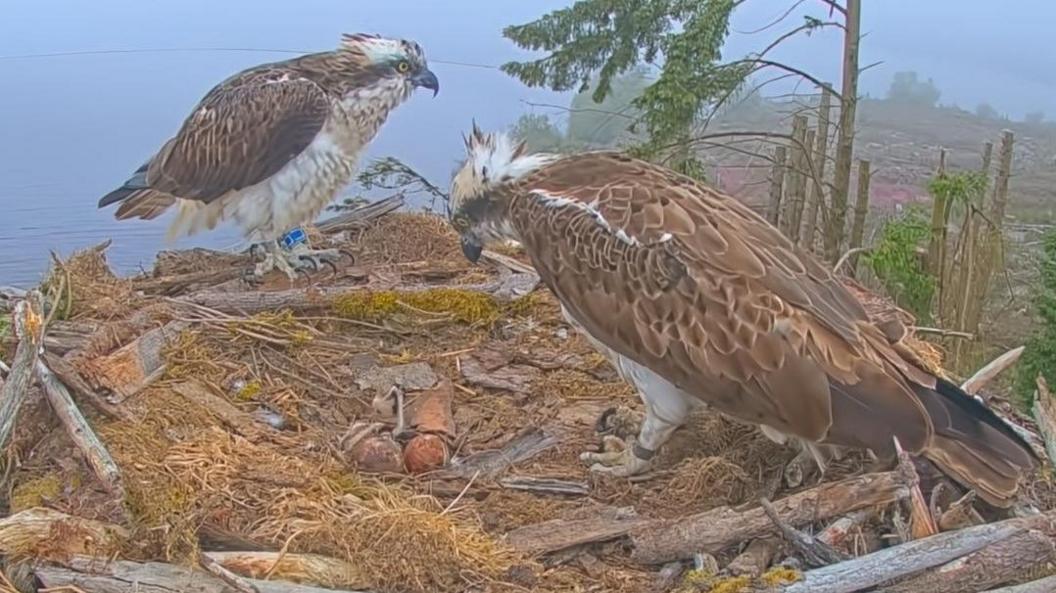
1,0,1052,286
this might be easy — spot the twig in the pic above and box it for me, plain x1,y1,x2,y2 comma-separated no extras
199,552,261,593
833,247,870,274
759,497,847,567
0,294,45,450
34,358,125,499
909,326,975,340
961,346,1025,395
893,436,938,539
441,469,479,515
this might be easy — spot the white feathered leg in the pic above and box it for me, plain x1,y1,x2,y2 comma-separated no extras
580,353,700,476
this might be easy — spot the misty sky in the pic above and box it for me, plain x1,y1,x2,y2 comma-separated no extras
0,0,1053,286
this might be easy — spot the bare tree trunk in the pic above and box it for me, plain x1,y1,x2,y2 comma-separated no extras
781,116,808,238
825,0,861,264
801,84,833,252
767,145,788,226
846,159,871,276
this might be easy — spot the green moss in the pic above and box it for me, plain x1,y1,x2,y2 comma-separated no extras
236,380,263,402
333,288,500,325
761,566,801,587
504,292,544,316
10,474,64,511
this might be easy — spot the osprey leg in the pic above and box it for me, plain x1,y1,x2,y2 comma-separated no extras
581,355,699,476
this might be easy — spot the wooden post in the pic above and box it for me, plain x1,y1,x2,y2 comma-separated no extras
801,84,833,252
767,145,788,226
782,115,808,237
790,127,815,242
825,0,861,264
847,160,871,276
927,148,948,279
962,130,1014,344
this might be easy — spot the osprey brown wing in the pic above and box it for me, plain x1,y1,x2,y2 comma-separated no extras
145,77,331,202
508,152,1036,505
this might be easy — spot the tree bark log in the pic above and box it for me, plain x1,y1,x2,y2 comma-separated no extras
783,521,1022,593
630,471,908,564
34,557,373,593
0,297,43,449
881,529,1056,593
825,0,861,264
980,574,1056,593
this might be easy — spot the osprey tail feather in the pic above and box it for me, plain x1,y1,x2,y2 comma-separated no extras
912,377,1039,508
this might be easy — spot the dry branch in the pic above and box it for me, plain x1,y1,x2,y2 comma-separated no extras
505,505,648,556
181,274,538,316
801,84,832,252
498,476,590,496
76,320,189,403
961,346,1025,395
199,552,260,593
882,528,1056,593
1033,376,1056,465
437,426,560,479
894,436,938,539
0,508,127,559
724,538,779,577
759,497,847,567
35,358,125,498
817,510,872,550
0,295,44,450
630,471,908,564
203,551,366,590
783,521,1022,593
317,193,405,234
34,556,373,593
846,159,870,276
42,352,130,421
980,574,1056,593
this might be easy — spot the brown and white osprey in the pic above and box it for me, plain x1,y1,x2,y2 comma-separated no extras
448,126,1038,508
98,33,439,278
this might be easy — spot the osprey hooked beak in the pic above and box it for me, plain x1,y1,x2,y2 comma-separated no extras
460,235,483,263
412,68,440,96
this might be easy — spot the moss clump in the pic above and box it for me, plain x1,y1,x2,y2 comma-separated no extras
10,474,64,512
333,288,500,325
706,576,751,593
236,380,263,401
505,292,544,316
761,566,801,587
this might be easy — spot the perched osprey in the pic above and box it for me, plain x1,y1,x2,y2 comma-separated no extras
98,33,439,278
447,126,1039,508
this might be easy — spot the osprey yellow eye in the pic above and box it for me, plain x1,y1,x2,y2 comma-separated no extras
396,60,411,73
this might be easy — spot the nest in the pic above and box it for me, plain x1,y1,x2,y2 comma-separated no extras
4,209,1049,593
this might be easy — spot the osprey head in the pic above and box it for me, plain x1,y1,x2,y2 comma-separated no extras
338,33,439,96
449,123,555,263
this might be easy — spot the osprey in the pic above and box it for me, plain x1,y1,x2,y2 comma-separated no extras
98,33,439,278
447,126,1039,508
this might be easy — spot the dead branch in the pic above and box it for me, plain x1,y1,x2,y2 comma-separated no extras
882,528,1056,593
203,551,366,590
199,552,260,593
980,574,1056,593
759,497,847,567
0,295,44,450
961,346,1025,395
630,471,908,564
0,508,127,559
34,556,373,593
724,538,779,577
498,476,590,496
34,359,125,499
180,274,539,316
909,326,975,340
782,520,1023,593
833,247,870,275
1033,376,1056,465
817,510,873,550
437,426,560,479
317,193,405,234
894,436,938,539
505,506,648,556
42,353,130,421
75,320,189,403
